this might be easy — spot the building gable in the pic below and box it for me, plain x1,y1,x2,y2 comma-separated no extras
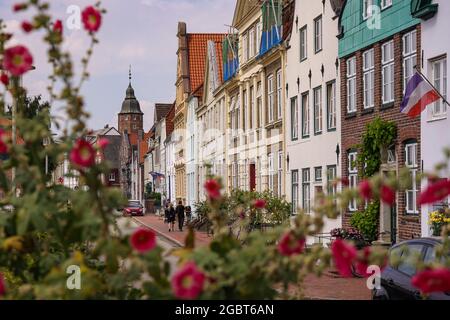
232,0,259,28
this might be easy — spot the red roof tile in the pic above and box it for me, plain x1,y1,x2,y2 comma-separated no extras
187,33,226,92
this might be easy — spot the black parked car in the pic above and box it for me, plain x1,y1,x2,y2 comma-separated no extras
373,238,450,300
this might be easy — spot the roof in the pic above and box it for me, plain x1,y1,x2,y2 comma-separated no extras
192,83,204,98
165,103,175,138
120,83,143,114
187,33,226,92
154,103,173,122
139,134,150,164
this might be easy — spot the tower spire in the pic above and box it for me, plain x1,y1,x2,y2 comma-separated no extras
129,65,132,84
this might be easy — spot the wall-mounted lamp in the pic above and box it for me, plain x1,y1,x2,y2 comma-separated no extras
335,143,340,166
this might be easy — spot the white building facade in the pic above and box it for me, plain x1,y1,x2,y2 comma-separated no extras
285,0,342,242
186,94,199,208
419,0,449,236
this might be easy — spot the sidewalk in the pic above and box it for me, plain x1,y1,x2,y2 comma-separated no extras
133,214,213,248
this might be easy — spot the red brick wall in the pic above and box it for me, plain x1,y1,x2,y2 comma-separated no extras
340,25,422,242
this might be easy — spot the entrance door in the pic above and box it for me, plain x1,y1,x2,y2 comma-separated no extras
391,204,397,245
249,163,256,191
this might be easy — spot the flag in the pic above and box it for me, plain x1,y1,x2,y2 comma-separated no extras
400,72,441,118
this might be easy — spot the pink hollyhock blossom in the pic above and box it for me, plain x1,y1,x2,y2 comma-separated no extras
341,177,350,187
354,247,371,277
254,199,266,209
130,228,156,254
21,21,33,33
70,139,96,168
53,20,63,34
412,268,450,294
380,185,395,205
97,138,109,149
0,73,9,87
0,273,5,296
277,232,306,257
204,179,221,200
171,262,206,300
13,3,27,12
419,179,450,205
0,129,8,154
358,180,372,200
2,45,33,76
331,239,357,278
81,6,102,33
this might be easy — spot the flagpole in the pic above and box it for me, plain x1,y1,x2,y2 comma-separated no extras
414,65,450,107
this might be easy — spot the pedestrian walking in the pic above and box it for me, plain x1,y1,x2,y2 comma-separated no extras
176,200,185,232
168,203,176,232
185,205,192,225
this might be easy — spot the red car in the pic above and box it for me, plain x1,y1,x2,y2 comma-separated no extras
123,200,144,216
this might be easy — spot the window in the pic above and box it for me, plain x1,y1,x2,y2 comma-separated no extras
232,162,239,189
313,86,322,134
301,93,310,138
250,86,254,129
242,33,248,63
314,16,322,53
278,151,283,197
256,22,262,54
277,69,282,120
405,142,419,214
243,89,247,131
300,26,307,61
432,58,447,118
292,170,299,215
363,0,374,20
268,74,274,123
314,167,322,182
243,159,248,191
268,153,274,192
109,172,116,181
327,165,337,195
363,49,375,109
397,244,424,277
347,57,357,113
382,40,395,104
403,30,417,91
381,0,392,9
348,151,358,212
291,96,298,140
257,82,262,127
327,81,336,131
249,27,255,58
302,168,311,213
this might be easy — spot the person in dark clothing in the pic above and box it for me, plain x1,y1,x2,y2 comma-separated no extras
185,206,192,225
164,203,170,224
168,203,176,232
176,201,185,231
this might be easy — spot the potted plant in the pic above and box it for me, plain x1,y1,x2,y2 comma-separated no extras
428,209,450,236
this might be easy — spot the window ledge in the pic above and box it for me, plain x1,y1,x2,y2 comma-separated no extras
427,115,447,123
362,107,374,115
345,112,357,119
381,102,395,110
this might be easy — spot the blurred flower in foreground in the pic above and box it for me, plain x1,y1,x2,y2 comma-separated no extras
331,239,357,278
412,268,450,294
172,262,205,300
130,228,156,254
70,139,96,168
204,179,221,200
82,6,102,33
419,179,450,205
2,45,34,76
277,231,305,257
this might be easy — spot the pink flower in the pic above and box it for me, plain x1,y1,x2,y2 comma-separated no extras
2,45,34,76
130,228,156,254
419,179,450,205
0,129,8,154
0,273,5,296
412,268,450,294
341,177,350,187
70,139,96,168
204,179,221,200
331,239,357,278
81,6,102,33
380,185,395,205
53,20,63,35
171,262,205,300
0,73,9,87
354,247,371,277
21,21,33,33
358,180,372,200
97,138,109,149
254,199,266,210
13,3,27,12
277,231,306,257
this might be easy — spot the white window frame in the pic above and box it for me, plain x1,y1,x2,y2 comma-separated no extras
257,82,262,128
363,0,374,20
292,170,299,215
327,81,337,130
302,168,311,214
313,86,323,134
268,153,274,192
405,142,418,214
249,27,255,59
381,0,392,9
348,151,358,212
431,58,447,118
314,16,323,53
314,166,322,183
347,57,357,113
291,96,299,140
403,30,417,92
243,89,247,132
300,25,307,61
109,172,116,182
268,74,274,123
382,40,395,104
277,69,282,120
302,92,310,137
256,22,262,55
242,33,248,63
363,49,375,109
327,165,337,196
278,151,283,197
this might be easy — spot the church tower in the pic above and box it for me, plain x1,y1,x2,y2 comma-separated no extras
118,67,143,135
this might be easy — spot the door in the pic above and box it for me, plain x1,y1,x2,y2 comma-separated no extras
249,163,256,191
390,205,397,245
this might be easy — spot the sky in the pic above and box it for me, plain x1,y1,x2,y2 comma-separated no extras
1,0,234,131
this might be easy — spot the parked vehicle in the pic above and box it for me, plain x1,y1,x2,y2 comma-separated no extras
372,238,450,300
123,200,144,217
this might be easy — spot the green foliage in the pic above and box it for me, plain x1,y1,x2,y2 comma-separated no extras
358,117,397,177
350,201,380,243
